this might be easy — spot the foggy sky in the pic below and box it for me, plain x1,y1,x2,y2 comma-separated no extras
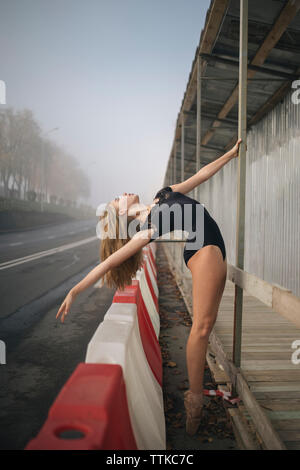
0,0,210,208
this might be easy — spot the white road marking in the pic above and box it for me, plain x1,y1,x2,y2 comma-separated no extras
9,242,23,246
47,235,55,239
61,253,80,271
0,236,98,271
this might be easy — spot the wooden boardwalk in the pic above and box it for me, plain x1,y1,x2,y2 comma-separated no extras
163,244,300,450
212,279,300,450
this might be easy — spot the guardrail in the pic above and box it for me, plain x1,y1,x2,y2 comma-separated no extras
25,242,166,450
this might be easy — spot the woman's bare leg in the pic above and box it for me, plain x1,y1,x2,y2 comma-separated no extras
186,245,227,394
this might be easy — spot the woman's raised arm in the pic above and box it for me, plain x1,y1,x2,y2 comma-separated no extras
56,228,153,323
170,138,242,195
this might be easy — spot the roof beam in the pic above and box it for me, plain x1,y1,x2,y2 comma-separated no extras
203,113,238,125
247,65,300,127
224,64,300,151
173,155,211,165
184,109,238,125
174,0,230,143
175,137,224,152
199,52,300,80
201,0,300,147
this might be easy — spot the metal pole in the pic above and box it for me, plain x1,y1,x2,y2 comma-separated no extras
195,55,202,201
172,144,177,258
171,151,175,257
232,0,248,368
181,114,185,270
174,142,177,183
172,150,175,184
181,114,185,182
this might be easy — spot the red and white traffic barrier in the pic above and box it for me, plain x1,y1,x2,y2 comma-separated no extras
133,266,160,338
140,259,158,312
143,246,157,278
25,363,138,450
143,253,158,296
85,302,166,449
112,281,162,387
25,242,164,450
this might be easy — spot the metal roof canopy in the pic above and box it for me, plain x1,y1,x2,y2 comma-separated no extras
165,0,300,182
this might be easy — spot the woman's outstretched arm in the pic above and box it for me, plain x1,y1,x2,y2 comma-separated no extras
170,138,242,195
56,228,153,323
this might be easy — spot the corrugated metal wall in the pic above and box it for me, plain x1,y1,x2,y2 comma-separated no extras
194,88,300,297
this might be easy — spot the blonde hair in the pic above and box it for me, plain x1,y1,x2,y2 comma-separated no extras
98,202,145,291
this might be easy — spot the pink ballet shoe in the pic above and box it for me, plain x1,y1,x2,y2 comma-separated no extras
183,389,204,436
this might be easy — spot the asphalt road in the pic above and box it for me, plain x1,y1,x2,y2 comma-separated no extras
0,218,116,450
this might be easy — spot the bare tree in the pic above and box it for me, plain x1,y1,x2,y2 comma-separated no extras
0,107,91,206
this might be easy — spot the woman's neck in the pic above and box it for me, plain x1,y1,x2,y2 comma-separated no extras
136,202,156,225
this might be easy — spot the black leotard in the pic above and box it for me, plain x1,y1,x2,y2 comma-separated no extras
140,186,226,266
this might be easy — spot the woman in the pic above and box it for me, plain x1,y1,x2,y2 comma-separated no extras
56,137,242,436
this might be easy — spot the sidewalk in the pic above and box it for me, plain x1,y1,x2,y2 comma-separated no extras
155,243,239,450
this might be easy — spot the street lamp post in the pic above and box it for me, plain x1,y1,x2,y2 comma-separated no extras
40,127,59,212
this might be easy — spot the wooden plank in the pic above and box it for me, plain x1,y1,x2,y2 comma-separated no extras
235,373,286,449
254,391,300,400
246,65,300,128
216,325,299,331
208,332,287,449
172,0,230,153
285,441,300,450
221,342,295,347
202,0,300,147
226,266,300,328
272,287,300,328
249,383,300,392
215,330,299,336
209,330,239,387
257,400,300,411
264,410,300,420
227,407,261,449
164,244,293,451
237,403,265,447
239,339,297,345
245,370,300,381
272,420,300,430
277,430,300,442
224,349,295,354
233,352,295,359
180,0,230,115
239,362,297,371
251,0,300,67
206,345,232,383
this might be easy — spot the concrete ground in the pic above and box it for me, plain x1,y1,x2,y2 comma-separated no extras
155,243,239,450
